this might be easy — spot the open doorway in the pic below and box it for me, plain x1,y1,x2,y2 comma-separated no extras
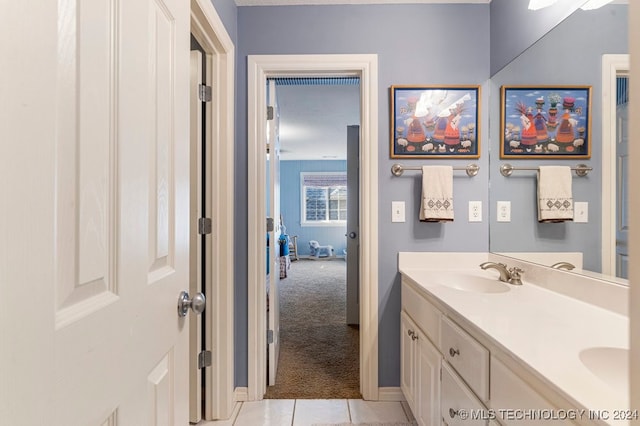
247,54,380,402
264,79,361,398
602,54,630,278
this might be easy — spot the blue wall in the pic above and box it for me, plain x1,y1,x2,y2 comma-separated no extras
210,0,238,46
489,5,628,272
235,3,491,388
281,160,348,257
489,0,585,75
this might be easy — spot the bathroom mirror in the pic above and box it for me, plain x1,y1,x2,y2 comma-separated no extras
488,2,629,282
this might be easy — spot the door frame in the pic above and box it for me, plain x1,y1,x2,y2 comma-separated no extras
247,54,379,401
190,0,236,420
601,54,629,276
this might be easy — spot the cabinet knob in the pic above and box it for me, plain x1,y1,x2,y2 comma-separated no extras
449,408,458,418
449,347,460,357
411,332,418,341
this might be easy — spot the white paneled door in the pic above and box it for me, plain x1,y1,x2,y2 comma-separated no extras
616,78,629,279
1,0,191,424
267,80,282,386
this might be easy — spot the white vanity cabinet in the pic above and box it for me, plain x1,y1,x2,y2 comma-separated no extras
401,276,577,426
401,311,441,426
402,279,489,426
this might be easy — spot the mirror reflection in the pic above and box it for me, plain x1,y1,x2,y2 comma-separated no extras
488,2,629,282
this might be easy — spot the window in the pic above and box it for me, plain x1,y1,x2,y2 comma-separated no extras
301,172,347,225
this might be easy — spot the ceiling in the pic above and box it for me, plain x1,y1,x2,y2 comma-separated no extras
275,82,361,161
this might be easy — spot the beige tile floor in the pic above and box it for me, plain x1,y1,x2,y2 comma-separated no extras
200,399,416,426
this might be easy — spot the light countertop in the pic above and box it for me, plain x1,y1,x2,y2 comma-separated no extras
399,253,630,425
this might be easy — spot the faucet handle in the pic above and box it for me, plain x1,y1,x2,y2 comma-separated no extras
509,266,523,275
508,267,524,285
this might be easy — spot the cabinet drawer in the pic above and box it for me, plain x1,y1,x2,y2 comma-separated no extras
441,362,487,426
402,279,440,345
440,316,489,402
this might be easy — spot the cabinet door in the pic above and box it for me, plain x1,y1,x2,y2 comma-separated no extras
416,328,441,426
401,312,417,412
441,362,487,426
490,356,571,425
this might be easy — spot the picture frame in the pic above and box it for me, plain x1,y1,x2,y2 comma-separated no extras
390,85,481,159
500,85,592,159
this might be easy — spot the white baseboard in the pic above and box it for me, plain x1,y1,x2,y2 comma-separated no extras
234,387,249,402
377,387,406,401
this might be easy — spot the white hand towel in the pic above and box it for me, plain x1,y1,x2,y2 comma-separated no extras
419,165,454,222
537,166,573,222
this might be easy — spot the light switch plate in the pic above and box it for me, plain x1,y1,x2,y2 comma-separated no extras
574,202,588,223
497,201,511,222
468,201,482,222
392,201,405,223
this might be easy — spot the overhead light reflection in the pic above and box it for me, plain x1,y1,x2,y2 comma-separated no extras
529,0,615,11
528,0,558,10
580,0,614,10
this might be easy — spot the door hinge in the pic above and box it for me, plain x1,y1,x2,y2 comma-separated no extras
199,84,212,102
198,217,212,235
267,329,274,344
267,106,274,120
198,350,212,369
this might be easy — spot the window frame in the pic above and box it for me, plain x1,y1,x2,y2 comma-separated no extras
300,172,348,227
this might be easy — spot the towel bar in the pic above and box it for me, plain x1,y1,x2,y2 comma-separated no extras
499,163,592,177
391,163,480,177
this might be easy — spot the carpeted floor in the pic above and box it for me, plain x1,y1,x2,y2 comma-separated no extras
265,258,361,399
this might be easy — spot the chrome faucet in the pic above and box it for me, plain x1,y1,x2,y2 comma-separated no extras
479,262,524,285
550,261,575,271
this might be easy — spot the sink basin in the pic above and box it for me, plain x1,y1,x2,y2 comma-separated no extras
579,346,629,390
427,271,511,293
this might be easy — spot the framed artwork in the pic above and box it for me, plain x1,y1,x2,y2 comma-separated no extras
500,85,592,158
390,85,481,159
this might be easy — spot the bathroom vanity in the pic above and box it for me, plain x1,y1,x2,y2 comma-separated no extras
399,252,630,426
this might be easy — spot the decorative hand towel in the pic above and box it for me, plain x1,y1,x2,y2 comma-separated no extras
537,166,573,222
419,165,454,222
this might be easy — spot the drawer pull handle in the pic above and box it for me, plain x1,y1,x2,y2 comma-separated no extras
449,347,460,357
449,408,458,418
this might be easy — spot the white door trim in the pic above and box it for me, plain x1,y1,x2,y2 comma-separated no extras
601,54,629,276
629,1,640,412
190,0,236,420
247,54,379,401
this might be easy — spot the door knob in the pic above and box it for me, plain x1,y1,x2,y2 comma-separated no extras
348,232,357,239
177,291,206,317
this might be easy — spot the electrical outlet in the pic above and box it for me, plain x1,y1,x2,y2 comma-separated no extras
391,201,405,223
497,201,511,222
468,201,482,222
